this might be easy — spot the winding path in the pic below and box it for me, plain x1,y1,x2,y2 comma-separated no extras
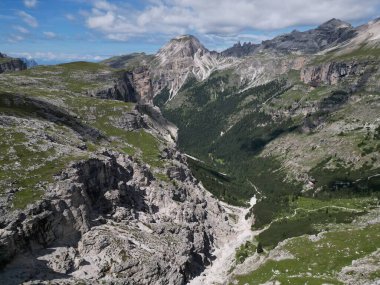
188,196,257,285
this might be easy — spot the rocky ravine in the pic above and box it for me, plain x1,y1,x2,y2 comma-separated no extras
0,146,234,284
0,83,235,284
189,197,257,285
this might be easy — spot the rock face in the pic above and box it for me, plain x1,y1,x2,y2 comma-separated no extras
0,53,27,73
0,145,231,285
92,68,154,104
301,61,363,86
300,60,380,92
150,35,236,99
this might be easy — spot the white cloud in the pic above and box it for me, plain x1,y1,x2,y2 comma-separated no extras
18,11,38,28
10,51,108,62
23,0,38,8
43,31,57,39
13,25,29,34
8,34,25,43
65,13,76,21
84,0,380,42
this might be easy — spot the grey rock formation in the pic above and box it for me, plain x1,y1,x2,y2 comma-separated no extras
91,68,154,104
260,18,356,54
151,35,232,98
136,104,178,142
0,53,27,73
0,149,232,285
0,91,232,284
301,60,379,92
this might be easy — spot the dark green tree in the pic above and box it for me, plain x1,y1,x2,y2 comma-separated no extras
257,242,264,254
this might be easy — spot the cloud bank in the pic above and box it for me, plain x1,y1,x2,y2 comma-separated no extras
84,0,380,41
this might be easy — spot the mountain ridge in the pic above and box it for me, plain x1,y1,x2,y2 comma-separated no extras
103,17,379,100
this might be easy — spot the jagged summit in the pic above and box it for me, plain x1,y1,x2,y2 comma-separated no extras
222,18,356,57
221,41,260,57
318,18,352,30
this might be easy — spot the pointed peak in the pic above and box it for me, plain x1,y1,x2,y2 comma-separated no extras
158,34,208,58
165,34,204,47
318,18,352,30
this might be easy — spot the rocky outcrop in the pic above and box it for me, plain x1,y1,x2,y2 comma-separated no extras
136,104,178,143
132,66,154,104
0,150,232,284
92,72,138,102
0,53,27,74
91,68,154,104
300,60,375,87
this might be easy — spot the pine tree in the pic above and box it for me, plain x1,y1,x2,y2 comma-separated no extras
257,242,264,254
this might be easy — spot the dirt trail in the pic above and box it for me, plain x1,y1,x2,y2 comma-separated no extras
188,196,256,285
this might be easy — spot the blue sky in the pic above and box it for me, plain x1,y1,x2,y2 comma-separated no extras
0,0,379,64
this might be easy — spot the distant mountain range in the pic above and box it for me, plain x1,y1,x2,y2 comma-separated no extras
20,57,38,68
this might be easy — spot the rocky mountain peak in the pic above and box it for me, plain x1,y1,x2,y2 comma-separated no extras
318,18,352,30
158,34,208,59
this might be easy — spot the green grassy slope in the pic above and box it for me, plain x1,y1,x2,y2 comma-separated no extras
0,62,168,209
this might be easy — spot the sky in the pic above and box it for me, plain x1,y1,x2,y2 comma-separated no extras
0,0,379,64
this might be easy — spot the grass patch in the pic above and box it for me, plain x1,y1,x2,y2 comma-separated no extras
235,240,257,264
309,157,380,194
235,223,380,285
155,172,171,183
122,130,163,168
291,196,378,211
312,46,380,65
257,207,364,249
